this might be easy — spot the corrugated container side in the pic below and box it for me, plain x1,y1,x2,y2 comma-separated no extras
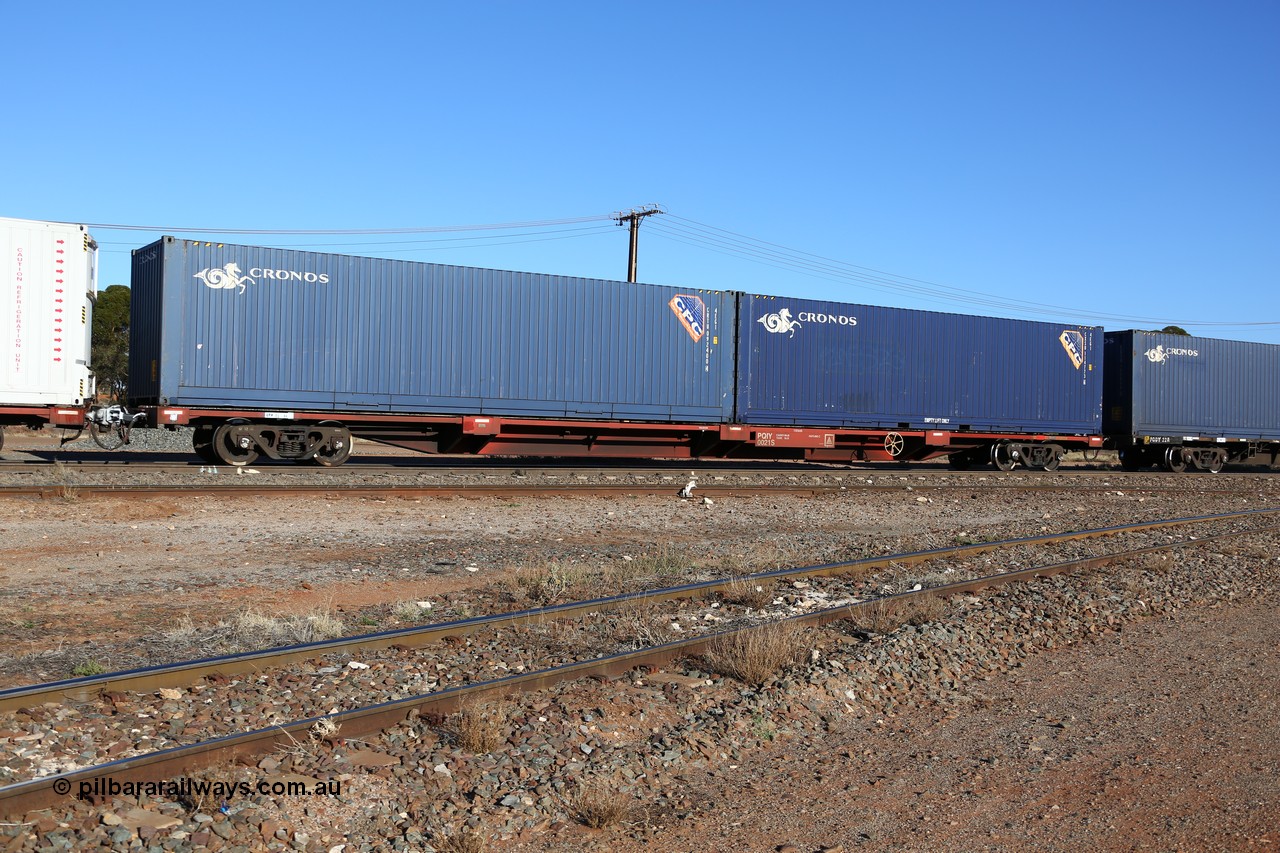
0,216,95,406
1103,330,1280,440
130,238,735,422
128,239,166,403
737,295,1102,434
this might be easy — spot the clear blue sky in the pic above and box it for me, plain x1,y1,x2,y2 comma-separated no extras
4,2,1277,341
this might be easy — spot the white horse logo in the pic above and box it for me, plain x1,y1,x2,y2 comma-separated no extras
757,308,801,337
1145,345,1168,364
194,263,254,294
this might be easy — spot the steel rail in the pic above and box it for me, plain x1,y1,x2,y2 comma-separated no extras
0,483,875,499
0,522,1270,818
0,481,1266,499
3,507,1275,715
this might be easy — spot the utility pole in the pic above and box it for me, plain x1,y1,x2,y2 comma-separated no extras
613,205,664,282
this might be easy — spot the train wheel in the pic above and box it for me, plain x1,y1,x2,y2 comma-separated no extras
312,425,354,467
884,432,905,458
1163,446,1187,473
1206,449,1226,474
192,426,220,464
0,427,5,453
1042,445,1064,472
213,422,259,466
990,441,1017,472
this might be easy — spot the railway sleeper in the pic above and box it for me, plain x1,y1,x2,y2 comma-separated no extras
195,421,354,467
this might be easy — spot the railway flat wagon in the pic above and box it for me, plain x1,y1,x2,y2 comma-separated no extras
733,294,1104,469
129,237,736,465
0,216,97,452
1104,330,1280,472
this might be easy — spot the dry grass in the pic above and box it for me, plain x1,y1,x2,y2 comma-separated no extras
52,461,80,501
391,600,434,621
509,561,593,605
854,595,947,634
430,828,489,853
599,545,693,589
226,607,346,648
718,576,775,610
522,614,591,656
566,778,632,829
162,613,200,644
711,539,809,576
619,545,688,580
450,698,513,753
702,620,808,686
915,570,958,589
609,596,676,649
506,547,703,609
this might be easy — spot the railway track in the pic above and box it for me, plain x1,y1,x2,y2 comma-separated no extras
2,471,1275,499
2,507,1275,818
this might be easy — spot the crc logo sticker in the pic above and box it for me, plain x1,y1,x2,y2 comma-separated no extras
669,294,707,342
194,263,253,294
1144,344,1199,364
195,263,331,293
1059,330,1085,369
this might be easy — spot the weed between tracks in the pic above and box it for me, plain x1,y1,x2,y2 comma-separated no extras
701,620,809,686
854,595,947,635
718,576,776,610
609,596,677,649
51,460,80,501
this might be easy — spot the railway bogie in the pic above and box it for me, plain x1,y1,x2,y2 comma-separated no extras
185,419,353,466
1115,439,1273,474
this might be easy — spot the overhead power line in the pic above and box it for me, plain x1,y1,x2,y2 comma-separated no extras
72,209,1276,330
652,215,1280,329
75,214,616,235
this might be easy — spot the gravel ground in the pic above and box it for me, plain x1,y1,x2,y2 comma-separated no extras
1,429,1278,851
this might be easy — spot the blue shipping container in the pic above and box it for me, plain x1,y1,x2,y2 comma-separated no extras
129,238,736,422
736,295,1102,434
1103,330,1280,440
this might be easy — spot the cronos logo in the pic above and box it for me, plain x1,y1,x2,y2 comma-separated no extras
194,263,331,294
756,307,857,338
757,308,801,337
194,263,253,293
1145,344,1199,364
